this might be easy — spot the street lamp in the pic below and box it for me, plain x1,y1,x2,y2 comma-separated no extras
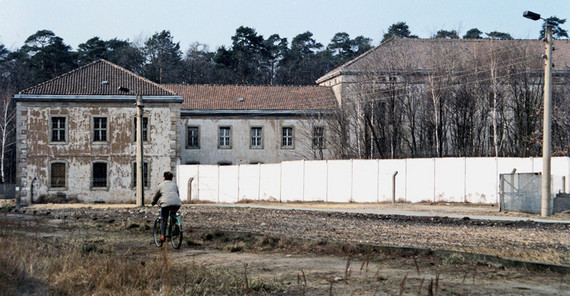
523,11,553,217
118,86,145,207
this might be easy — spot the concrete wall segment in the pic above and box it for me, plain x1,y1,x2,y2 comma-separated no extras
176,157,570,204
434,158,466,203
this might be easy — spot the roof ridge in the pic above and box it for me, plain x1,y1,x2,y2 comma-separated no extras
164,83,330,88
315,39,395,83
19,59,178,96
99,59,178,96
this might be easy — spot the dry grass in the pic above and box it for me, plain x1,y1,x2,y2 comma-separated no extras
458,246,570,266
0,226,281,295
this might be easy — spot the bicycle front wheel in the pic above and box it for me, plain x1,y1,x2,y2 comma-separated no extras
153,218,162,247
170,221,183,249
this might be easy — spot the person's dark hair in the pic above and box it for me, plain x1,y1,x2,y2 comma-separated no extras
163,171,174,181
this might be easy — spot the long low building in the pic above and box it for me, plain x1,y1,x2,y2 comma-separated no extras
15,59,338,204
164,84,337,165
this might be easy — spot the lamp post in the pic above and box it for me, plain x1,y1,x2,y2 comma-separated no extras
118,86,145,207
523,11,553,217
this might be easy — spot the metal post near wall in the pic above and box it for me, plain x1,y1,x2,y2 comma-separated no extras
392,171,399,204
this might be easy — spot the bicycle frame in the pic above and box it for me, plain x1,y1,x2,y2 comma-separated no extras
166,213,182,236
154,211,183,249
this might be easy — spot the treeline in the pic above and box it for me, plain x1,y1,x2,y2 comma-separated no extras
1,20,554,93
0,27,374,92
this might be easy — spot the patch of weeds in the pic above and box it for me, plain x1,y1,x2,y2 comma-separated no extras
258,235,280,248
0,204,14,212
250,278,284,293
229,242,245,252
81,244,101,254
186,240,201,247
203,230,226,241
125,223,140,230
442,253,466,265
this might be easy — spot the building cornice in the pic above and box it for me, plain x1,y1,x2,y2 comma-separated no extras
14,94,184,103
181,109,335,117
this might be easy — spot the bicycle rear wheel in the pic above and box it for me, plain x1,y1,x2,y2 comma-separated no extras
153,218,162,247
170,220,183,249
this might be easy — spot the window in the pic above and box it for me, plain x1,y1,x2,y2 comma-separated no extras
93,117,107,142
51,117,66,142
187,126,199,149
219,126,231,148
132,162,149,188
92,162,108,188
313,127,325,149
281,127,294,148
50,162,66,188
250,127,263,149
134,117,149,142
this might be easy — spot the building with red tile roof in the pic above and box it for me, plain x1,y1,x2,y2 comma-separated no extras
14,60,339,204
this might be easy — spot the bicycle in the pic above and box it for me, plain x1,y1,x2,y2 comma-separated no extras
153,211,183,249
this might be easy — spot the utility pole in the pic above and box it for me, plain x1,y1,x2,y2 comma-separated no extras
136,94,145,207
542,25,553,217
119,86,145,207
523,11,554,217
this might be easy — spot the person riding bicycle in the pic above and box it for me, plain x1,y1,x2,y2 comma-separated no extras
151,171,182,243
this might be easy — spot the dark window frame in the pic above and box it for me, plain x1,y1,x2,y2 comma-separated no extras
91,162,108,189
50,162,66,189
250,126,263,149
93,116,108,143
218,126,232,149
187,126,200,149
281,126,294,148
50,116,67,143
131,161,150,188
312,126,325,149
133,117,149,143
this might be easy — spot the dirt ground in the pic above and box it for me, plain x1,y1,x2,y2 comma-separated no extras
21,200,570,220
2,201,569,295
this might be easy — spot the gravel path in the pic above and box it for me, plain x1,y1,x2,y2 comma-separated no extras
184,206,569,261
14,204,570,264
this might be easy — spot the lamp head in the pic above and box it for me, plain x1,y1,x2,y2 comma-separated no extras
523,11,541,21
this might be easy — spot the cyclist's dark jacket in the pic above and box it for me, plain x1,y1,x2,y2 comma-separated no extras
152,180,182,207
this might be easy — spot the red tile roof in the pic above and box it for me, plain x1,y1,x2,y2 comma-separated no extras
163,84,338,111
19,59,176,96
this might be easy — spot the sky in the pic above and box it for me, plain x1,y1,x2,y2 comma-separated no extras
0,0,569,52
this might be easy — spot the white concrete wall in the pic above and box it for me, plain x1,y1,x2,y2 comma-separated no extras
176,157,570,204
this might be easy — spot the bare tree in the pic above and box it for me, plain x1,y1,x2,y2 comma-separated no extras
0,87,16,183
330,38,568,160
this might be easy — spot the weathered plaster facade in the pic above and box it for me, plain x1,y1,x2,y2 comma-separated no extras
180,115,333,165
16,100,181,204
